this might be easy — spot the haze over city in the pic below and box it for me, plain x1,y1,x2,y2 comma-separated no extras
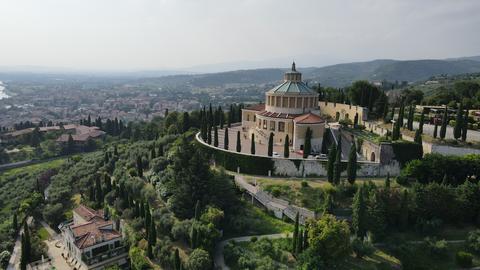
1,0,480,72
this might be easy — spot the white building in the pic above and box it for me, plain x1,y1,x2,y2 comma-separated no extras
59,205,128,270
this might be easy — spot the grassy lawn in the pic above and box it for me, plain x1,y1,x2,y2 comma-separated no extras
341,249,401,270
1,158,65,178
226,237,402,270
223,200,293,238
243,175,396,211
37,227,51,241
391,224,477,241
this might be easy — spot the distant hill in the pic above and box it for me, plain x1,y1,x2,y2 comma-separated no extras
144,57,480,88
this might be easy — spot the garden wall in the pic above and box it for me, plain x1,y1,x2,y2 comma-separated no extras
196,133,400,177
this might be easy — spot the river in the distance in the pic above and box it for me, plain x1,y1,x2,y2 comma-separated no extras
0,81,10,99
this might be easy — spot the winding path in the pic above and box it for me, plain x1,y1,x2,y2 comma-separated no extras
214,233,291,270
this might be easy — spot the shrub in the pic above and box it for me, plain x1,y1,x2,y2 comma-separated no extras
351,234,375,258
467,230,480,254
250,236,258,242
301,181,309,188
415,218,443,235
186,248,212,270
456,251,473,268
424,237,448,257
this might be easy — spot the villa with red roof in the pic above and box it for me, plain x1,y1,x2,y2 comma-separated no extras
241,63,326,153
59,205,128,270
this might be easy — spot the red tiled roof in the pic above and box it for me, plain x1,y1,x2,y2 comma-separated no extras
70,205,121,249
294,113,325,124
243,103,265,111
74,205,105,222
71,220,121,249
257,110,300,119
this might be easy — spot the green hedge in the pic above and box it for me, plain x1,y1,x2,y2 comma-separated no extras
401,153,480,185
391,141,423,166
197,140,274,175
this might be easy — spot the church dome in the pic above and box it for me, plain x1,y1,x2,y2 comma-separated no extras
265,62,319,114
267,62,316,95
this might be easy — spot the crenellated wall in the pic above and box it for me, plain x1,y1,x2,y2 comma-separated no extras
319,101,368,124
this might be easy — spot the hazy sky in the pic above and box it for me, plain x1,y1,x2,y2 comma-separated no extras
1,0,479,71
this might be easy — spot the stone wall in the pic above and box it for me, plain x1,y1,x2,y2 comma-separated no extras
272,158,399,177
319,101,368,124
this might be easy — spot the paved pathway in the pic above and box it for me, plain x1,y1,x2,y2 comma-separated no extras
7,217,33,270
40,220,59,239
214,233,290,270
234,174,315,224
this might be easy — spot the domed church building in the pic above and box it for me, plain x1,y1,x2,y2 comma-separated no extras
242,63,326,154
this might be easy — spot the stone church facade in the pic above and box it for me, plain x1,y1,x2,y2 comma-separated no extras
241,63,326,153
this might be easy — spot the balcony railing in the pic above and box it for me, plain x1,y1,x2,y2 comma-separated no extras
82,246,127,266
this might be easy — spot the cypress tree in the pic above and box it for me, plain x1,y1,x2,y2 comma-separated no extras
347,140,357,184
433,122,438,138
322,193,334,214
182,111,190,133
190,225,197,248
333,136,342,184
354,113,359,128
174,248,181,270
303,127,312,158
383,101,389,121
303,228,308,250
213,126,219,147
150,146,156,160
251,133,255,155
440,105,448,139
407,104,414,131
149,218,157,246
268,133,274,157
145,202,151,233
236,131,241,152
104,173,112,194
327,143,337,183
158,144,164,157
292,213,299,252
284,134,290,158
12,213,18,233
419,108,426,133
95,176,103,205
296,229,303,254
399,190,409,231
398,101,405,127
207,124,212,145
454,103,463,139
219,106,225,129
194,200,201,220
414,129,422,145
462,109,469,141
136,156,143,177
20,233,27,270
23,222,31,263
147,243,153,259
224,128,229,150
140,201,145,218
385,173,390,188
352,186,367,237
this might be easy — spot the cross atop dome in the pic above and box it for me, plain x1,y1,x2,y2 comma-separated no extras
284,61,302,82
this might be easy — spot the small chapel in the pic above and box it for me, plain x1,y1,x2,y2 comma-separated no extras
241,62,326,153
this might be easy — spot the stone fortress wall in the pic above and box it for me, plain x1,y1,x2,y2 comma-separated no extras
319,101,368,125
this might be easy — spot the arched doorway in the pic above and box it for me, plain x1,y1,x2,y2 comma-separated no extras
335,112,340,121
370,152,376,162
